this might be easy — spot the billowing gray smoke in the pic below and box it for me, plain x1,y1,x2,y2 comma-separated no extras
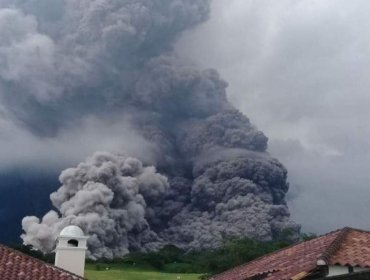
0,0,300,258
22,152,168,259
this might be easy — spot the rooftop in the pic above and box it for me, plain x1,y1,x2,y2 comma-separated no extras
0,244,84,280
209,227,370,280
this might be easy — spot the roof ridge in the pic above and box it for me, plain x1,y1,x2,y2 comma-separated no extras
209,228,344,280
0,244,84,279
317,227,351,264
209,227,370,280
344,227,370,234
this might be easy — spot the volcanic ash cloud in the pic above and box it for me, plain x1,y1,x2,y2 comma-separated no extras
22,152,169,259
0,0,302,258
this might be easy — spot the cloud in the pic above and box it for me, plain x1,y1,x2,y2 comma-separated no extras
0,114,156,171
0,8,59,102
176,0,370,233
5,0,300,256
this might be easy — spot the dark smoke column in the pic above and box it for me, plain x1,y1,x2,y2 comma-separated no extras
133,60,301,248
4,0,302,257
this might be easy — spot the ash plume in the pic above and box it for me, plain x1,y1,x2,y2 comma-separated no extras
22,152,168,259
0,0,302,258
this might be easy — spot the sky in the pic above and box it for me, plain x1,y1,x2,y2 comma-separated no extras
5,0,299,252
1,0,370,237
175,0,370,233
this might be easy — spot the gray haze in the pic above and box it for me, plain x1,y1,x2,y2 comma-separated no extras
2,0,300,258
176,0,370,233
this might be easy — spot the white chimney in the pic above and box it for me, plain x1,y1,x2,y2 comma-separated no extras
55,225,88,277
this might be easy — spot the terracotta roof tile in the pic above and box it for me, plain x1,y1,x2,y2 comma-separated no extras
330,228,370,268
210,228,370,280
0,244,84,280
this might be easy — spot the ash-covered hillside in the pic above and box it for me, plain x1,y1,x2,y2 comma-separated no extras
0,0,299,259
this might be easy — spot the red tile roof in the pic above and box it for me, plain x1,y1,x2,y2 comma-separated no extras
209,227,370,280
330,229,370,268
0,244,84,280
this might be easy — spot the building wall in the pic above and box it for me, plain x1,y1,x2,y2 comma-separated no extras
327,266,370,277
55,236,88,277
353,267,369,273
328,266,350,276
55,248,86,277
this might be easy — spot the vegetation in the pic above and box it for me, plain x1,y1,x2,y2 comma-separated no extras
85,263,201,280
12,235,306,278
301,232,318,241
85,238,292,278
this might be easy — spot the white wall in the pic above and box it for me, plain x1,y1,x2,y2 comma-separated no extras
55,237,88,277
328,266,350,276
55,248,87,277
354,267,370,273
328,265,370,277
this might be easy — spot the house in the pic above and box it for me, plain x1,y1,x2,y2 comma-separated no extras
0,225,87,279
0,244,83,280
210,227,370,280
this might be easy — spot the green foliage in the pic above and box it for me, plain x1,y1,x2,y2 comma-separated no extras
275,227,297,243
186,237,291,275
301,232,318,241
111,245,188,271
10,244,55,263
99,238,293,277
163,263,195,273
13,232,318,278
85,264,201,280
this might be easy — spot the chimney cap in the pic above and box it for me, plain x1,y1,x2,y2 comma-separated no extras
59,225,85,238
